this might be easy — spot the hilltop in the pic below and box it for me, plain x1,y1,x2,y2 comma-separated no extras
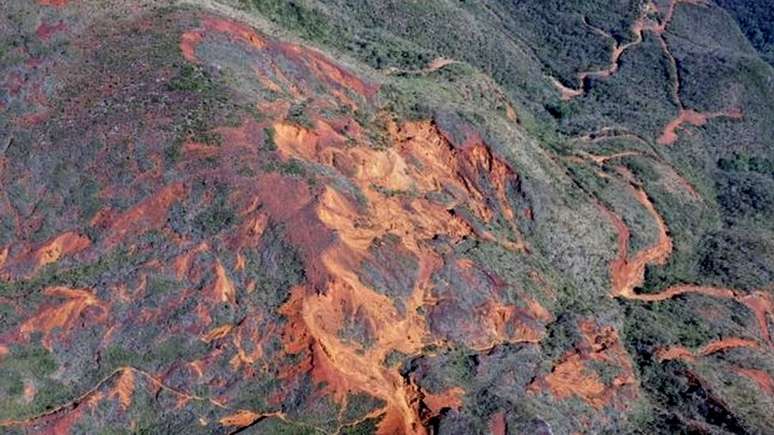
0,1,772,433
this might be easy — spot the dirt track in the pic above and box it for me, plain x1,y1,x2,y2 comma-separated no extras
553,0,743,146
596,165,773,346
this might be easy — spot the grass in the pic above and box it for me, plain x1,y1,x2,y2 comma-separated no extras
0,343,76,420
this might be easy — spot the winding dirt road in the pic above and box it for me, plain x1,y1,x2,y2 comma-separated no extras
553,0,743,146
597,165,773,346
553,0,704,100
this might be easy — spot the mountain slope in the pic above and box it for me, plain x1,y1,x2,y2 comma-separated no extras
0,1,772,434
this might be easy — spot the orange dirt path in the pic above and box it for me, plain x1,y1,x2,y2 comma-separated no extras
600,177,773,346
552,0,706,100
656,337,760,362
657,108,743,145
386,57,459,76
555,1,743,148
37,0,68,6
734,368,774,395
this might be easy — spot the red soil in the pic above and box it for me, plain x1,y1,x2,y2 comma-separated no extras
734,368,774,395
488,411,507,435
600,175,773,346
422,387,465,415
180,16,377,99
530,319,638,409
102,182,186,248
36,21,67,40
600,184,673,300
656,337,760,362
37,0,68,6
259,114,537,433
19,287,107,350
657,108,743,145
0,231,91,279
33,232,91,269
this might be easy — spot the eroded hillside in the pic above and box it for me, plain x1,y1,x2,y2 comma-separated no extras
0,0,772,434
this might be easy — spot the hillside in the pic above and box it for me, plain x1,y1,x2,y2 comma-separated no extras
0,0,772,434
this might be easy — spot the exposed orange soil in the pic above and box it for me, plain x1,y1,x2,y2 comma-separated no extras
113,369,134,410
33,232,91,269
530,319,638,409
266,118,533,432
272,119,528,253
102,182,186,248
19,287,106,350
734,368,774,395
488,411,507,435
657,108,744,145
465,298,546,351
740,292,774,344
200,324,234,344
600,173,774,346
212,259,236,304
386,57,459,76
654,345,695,362
421,386,465,415
37,0,68,6
700,337,759,355
0,246,8,269
219,410,264,427
179,30,204,63
0,231,90,278
539,354,608,407
180,16,377,99
655,337,760,362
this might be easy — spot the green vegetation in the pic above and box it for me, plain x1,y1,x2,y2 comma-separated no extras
242,0,334,42
192,185,237,237
0,343,76,420
540,314,582,361
287,100,315,129
718,153,774,174
146,274,181,297
263,126,277,151
340,417,380,435
342,393,385,424
101,336,208,373
243,224,306,310
167,64,217,94
263,158,307,177
716,0,774,65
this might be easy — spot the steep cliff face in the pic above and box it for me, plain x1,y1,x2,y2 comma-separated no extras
0,1,772,434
